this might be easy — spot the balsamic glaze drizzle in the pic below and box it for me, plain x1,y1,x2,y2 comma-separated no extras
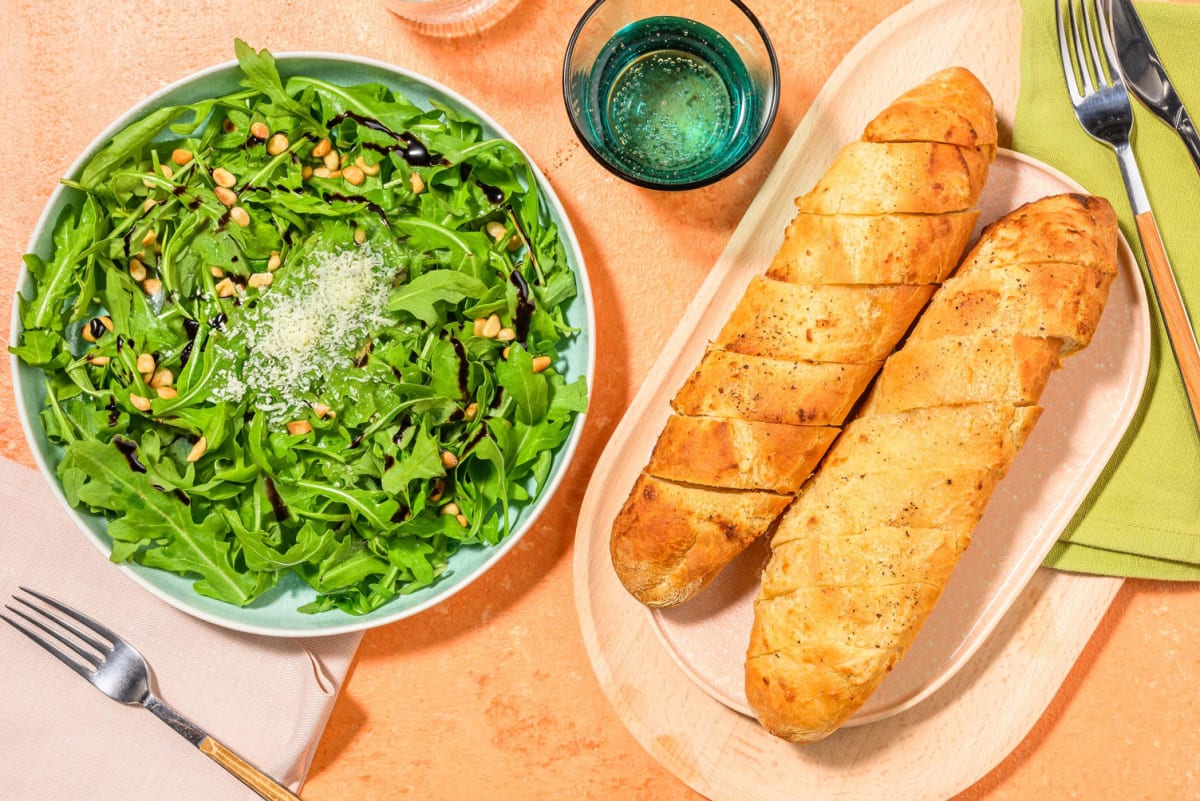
263,476,290,521
113,436,147,473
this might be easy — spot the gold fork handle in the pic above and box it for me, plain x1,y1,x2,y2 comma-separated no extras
1135,210,1200,434
198,736,302,801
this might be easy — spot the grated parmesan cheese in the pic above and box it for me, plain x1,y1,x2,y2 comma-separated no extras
211,244,395,422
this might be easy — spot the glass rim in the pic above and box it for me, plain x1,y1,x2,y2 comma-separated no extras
560,0,781,191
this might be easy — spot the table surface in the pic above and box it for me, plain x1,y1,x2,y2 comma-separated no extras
5,2,1200,799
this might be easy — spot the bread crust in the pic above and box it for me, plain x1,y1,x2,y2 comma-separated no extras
610,67,997,609
610,474,791,607
746,194,1119,743
717,277,935,363
768,211,979,286
648,415,837,493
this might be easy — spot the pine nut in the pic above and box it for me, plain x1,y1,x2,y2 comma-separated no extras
440,502,460,516
214,186,238,206
465,402,478,420
229,206,250,227
429,479,445,503
266,132,289,155
143,198,158,212
215,277,237,298
486,221,507,242
410,172,425,194
312,138,332,158
441,450,458,469
142,174,157,189
267,251,281,271
356,156,380,176
129,393,151,412
160,164,174,180
311,402,331,419
171,148,193,166
186,436,207,463
301,165,313,179
143,278,162,296
81,324,97,343
250,121,270,140
496,327,515,342
150,368,174,388
136,353,156,373
210,265,225,278
323,150,340,171
532,355,552,373
482,314,501,338
88,355,110,366
248,272,273,289
313,166,331,179
343,165,365,186
129,257,147,282
502,346,510,359
455,514,469,528
473,317,487,337
328,169,342,179
155,386,178,400
287,420,313,436
354,228,367,245
212,167,237,188
99,316,114,332
140,230,157,247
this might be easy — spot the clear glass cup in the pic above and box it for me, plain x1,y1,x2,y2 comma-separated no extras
382,0,518,36
562,0,779,190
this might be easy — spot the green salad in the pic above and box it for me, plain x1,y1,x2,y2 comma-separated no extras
12,42,587,615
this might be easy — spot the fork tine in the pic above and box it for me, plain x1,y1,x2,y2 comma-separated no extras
1080,0,1111,86
18,586,119,646
1068,0,1097,95
1093,0,1124,84
1056,0,1083,102
1,608,97,680
14,596,110,654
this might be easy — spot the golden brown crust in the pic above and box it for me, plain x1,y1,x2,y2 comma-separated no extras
795,141,990,215
864,66,998,153
746,193,1119,743
717,277,935,363
647,415,837,493
672,349,881,427
861,334,1062,415
768,211,979,286
961,193,1119,276
610,474,792,607
909,263,1115,355
745,641,898,743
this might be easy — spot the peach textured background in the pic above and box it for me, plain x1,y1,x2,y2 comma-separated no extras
4,1,1200,799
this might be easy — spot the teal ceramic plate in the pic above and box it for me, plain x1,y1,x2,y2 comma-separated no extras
11,53,595,637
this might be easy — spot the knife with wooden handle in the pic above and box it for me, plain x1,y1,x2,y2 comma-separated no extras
1108,0,1200,174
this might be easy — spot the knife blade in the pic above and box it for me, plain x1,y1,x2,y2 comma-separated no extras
1107,0,1200,174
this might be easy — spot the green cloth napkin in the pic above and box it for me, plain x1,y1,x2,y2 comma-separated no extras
1015,0,1200,580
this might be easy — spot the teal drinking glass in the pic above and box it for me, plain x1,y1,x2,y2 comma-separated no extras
563,0,779,190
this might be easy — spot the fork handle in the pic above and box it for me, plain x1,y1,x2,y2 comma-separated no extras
1135,210,1200,435
198,736,302,801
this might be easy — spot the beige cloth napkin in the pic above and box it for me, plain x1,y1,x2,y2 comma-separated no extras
0,456,361,800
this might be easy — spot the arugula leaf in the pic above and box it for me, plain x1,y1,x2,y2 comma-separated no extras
388,269,487,324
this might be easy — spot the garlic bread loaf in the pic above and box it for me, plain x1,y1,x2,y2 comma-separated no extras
610,67,997,607
745,193,1118,743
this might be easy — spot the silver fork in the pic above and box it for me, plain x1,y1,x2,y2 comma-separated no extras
1057,0,1200,436
2,587,301,801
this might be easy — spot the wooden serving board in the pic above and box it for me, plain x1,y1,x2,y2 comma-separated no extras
573,0,1135,798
